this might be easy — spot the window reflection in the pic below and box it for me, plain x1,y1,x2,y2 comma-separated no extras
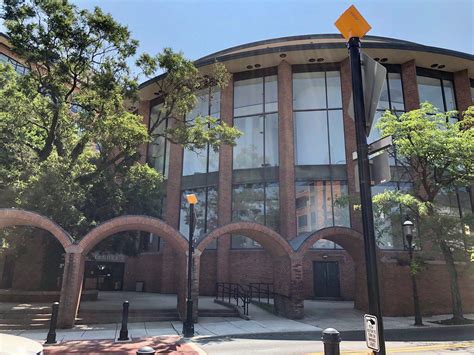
295,181,350,235
179,187,218,249
417,75,456,113
148,104,170,179
182,88,220,176
231,183,279,248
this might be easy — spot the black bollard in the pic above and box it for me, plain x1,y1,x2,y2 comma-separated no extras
45,302,59,344
136,346,155,354
118,301,130,341
321,328,341,355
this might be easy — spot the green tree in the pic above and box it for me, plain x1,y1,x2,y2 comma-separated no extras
0,0,240,259
374,103,474,323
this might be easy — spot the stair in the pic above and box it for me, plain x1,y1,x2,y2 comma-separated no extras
0,308,52,330
198,308,240,318
75,308,180,325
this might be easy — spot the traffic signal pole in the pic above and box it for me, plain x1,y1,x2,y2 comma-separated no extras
348,36,386,354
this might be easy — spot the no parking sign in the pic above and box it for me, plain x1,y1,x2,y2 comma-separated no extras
364,314,380,352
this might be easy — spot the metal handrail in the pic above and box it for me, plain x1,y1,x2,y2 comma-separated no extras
215,282,251,315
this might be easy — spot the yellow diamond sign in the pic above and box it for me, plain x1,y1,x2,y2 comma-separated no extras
335,5,372,40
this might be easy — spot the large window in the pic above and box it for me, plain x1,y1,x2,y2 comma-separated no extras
231,183,279,249
233,74,279,171
148,103,170,179
182,88,220,176
179,187,218,248
295,180,350,234
293,69,349,236
417,73,456,112
231,71,279,248
368,71,405,143
0,52,29,75
293,71,345,166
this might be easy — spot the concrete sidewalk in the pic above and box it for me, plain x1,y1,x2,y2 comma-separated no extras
2,300,473,344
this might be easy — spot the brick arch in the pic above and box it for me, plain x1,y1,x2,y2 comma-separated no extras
0,208,74,250
78,215,188,255
294,226,371,312
294,226,366,263
197,222,293,257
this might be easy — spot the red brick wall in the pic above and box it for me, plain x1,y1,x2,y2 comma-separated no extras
228,250,273,285
380,259,474,316
454,69,472,112
198,250,217,296
123,253,163,293
401,60,420,111
340,58,362,233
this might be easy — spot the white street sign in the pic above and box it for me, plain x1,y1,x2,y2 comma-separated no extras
364,314,380,352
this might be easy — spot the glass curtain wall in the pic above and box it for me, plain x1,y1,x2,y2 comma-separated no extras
292,69,350,245
148,103,170,179
180,88,221,248
232,71,279,248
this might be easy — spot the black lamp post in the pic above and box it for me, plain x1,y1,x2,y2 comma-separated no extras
403,219,423,326
183,194,197,337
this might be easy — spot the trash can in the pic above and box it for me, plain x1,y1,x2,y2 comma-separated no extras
135,281,145,292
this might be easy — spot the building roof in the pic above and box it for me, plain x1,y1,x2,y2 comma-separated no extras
138,34,474,96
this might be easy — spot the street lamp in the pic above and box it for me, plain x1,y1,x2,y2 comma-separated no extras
402,219,423,326
183,193,197,337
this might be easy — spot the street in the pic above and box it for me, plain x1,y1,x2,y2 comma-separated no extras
193,326,474,354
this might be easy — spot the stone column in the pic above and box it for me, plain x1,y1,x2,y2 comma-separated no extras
138,99,151,163
58,246,85,328
278,60,297,240
401,60,420,111
340,58,362,233
216,75,234,284
453,69,472,113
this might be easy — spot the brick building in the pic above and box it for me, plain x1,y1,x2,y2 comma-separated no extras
134,33,473,304
1,34,473,328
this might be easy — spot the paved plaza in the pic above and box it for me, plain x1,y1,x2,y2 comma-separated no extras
2,292,473,344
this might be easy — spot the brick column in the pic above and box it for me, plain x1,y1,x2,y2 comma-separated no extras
58,246,85,328
273,255,304,319
454,69,472,113
340,58,362,233
278,60,297,240
161,119,184,293
138,99,151,163
401,60,420,111
216,76,234,284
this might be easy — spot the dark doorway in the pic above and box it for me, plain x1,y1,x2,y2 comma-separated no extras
84,261,125,291
1,255,15,289
313,261,341,298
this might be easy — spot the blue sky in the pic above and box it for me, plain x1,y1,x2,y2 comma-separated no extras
2,1,473,77
70,0,472,59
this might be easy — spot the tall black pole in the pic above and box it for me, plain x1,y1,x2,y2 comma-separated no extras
347,36,386,354
183,203,194,337
408,242,423,326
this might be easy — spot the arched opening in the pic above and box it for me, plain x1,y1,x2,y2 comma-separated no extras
0,209,73,329
70,216,188,327
196,222,302,319
294,227,369,324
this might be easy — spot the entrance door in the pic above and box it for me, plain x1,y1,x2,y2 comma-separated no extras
313,261,341,298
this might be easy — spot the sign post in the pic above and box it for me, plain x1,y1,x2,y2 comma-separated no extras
364,314,380,352
335,5,386,354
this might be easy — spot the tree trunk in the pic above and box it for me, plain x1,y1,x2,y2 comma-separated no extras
439,240,464,321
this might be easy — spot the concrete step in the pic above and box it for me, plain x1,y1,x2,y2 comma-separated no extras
76,309,181,325
198,309,239,317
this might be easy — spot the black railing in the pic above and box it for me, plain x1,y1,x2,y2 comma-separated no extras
215,282,251,315
248,282,274,304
